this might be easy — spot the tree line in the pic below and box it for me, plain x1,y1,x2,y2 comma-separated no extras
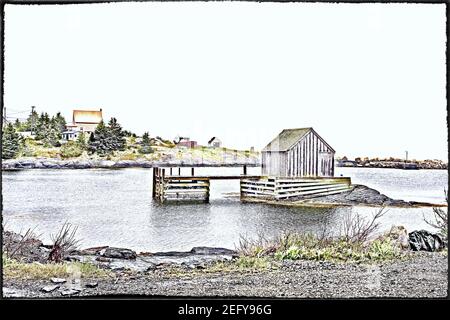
2,110,152,159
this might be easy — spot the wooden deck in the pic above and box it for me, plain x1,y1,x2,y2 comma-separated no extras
152,167,352,203
240,177,352,200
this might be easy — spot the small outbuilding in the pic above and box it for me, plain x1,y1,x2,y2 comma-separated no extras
208,137,222,148
262,127,335,177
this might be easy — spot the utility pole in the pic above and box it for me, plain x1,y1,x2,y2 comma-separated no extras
2,106,6,126
30,106,35,135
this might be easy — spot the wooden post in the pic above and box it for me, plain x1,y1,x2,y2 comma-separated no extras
239,179,243,200
170,167,173,176
205,179,210,203
178,167,181,176
243,165,247,175
152,167,157,199
191,167,195,176
160,169,165,203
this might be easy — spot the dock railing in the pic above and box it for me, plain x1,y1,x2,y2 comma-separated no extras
241,176,352,200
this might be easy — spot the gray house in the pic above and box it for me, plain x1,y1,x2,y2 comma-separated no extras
261,127,335,177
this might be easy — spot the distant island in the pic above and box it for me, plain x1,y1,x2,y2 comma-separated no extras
336,156,447,170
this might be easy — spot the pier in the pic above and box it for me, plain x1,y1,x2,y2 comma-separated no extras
152,167,351,203
152,127,353,204
152,166,260,203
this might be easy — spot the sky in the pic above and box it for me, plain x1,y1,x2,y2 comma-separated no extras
3,2,447,161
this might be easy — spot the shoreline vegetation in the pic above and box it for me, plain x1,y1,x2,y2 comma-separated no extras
336,156,447,170
2,206,448,298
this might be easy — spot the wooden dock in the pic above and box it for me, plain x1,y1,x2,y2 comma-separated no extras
152,166,352,203
152,166,260,203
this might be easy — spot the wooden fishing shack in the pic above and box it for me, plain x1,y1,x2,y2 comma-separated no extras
241,127,352,200
261,127,335,177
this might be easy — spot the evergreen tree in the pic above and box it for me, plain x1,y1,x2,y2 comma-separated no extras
139,132,153,154
25,109,39,133
142,132,150,145
35,112,61,146
88,121,112,156
2,123,22,159
76,131,87,149
14,119,21,130
53,112,66,133
44,125,61,147
35,112,49,140
108,117,126,151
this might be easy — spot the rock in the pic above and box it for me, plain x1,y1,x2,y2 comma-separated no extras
75,246,109,255
50,278,66,284
99,160,116,168
64,256,81,262
100,247,137,260
42,161,60,168
85,282,98,288
60,288,81,296
72,160,91,169
381,226,410,250
96,256,113,262
3,287,24,298
41,285,59,293
190,247,237,256
409,230,446,252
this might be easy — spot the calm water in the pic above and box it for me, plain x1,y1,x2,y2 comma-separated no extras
2,167,447,252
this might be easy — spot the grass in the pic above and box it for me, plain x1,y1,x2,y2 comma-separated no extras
204,256,277,273
2,255,111,279
236,231,405,264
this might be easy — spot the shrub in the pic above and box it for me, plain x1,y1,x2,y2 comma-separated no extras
60,141,83,159
139,145,154,154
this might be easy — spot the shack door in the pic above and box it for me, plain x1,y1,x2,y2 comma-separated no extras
318,151,333,177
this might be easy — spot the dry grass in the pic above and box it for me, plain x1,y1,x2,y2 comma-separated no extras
3,255,110,279
423,190,448,238
235,209,402,263
340,207,388,244
48,223,80,263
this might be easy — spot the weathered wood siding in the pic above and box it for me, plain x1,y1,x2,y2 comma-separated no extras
262,131,334,177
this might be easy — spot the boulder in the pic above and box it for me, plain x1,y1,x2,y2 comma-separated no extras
75,246,109,256
73,160,92,169
50,278,67,284
85,282,98,288
190,247,237,256
42,161,60,169
60,288,81,296
99,160,116,168
41,285,59,293
99,247,137,260
409,230,446,252
382,226,410,250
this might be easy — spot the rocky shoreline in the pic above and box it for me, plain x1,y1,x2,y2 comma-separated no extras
337,158,447,170
2,230,448,298
3,252,447,298
1,157,260,170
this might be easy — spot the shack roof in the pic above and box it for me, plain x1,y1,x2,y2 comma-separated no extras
73,109,103,124
262,127,335,153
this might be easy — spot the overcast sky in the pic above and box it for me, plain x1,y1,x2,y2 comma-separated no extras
4,2,447,160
